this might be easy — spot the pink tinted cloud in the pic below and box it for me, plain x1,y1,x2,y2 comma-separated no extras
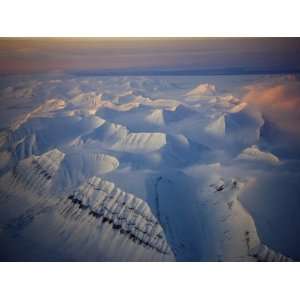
242,77,300,135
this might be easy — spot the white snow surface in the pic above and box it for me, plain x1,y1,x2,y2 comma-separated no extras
186,83,216,98
0,75,297,261
237,145,280,165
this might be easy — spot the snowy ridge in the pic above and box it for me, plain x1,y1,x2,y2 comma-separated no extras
164,105,196,123
10,99,66,131
140,104,195,128
64,176,172,256
237,145,280,165
56,151,119,192
154,171,261,261
83,120,166,153
118,132,166,153
186,83,216,98
0,159,174,261
249,244,293,262
224,107,264,146
68,92,101,110
145,109,165,126
3,115,104,164
7,149,65,193
205,115,226,137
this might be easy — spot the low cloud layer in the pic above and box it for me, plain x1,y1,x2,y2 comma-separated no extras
242,77,300,135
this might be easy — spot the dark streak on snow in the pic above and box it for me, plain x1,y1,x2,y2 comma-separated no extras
65,191,170,255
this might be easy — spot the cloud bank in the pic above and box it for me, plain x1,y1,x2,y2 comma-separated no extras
242,77,300,135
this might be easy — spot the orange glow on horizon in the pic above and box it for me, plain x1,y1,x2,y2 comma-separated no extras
0,38,300,74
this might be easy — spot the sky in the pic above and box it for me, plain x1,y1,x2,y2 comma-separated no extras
1,38,300,75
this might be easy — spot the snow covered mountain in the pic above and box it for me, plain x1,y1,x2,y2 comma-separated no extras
0,74,298,261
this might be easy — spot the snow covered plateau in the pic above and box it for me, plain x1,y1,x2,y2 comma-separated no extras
0,74,299,261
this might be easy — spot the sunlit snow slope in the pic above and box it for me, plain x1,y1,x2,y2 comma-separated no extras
0,74,298,261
